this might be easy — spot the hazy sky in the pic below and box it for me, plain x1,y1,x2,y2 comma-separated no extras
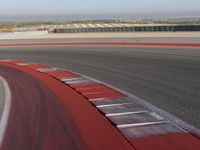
0,0,200,20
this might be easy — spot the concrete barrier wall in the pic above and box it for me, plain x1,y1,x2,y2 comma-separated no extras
54,25,200,33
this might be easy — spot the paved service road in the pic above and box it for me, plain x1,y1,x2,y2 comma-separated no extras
0,39,200,130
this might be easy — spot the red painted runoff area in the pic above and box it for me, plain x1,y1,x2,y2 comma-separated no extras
46,70,80,78
71,83,126,100
0,62,133,150
25,64,51,69
0,42,200,47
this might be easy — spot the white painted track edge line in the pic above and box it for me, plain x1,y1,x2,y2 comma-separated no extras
65,80,91,84
89,98,108,101
37,68,57,72
60,78,82,82
117,121,170,129
0,76,11,148
106,111,149,117
96,102,133,108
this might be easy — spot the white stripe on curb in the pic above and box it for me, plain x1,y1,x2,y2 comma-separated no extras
106,111,149,117
0,76,11,148
96,103,133,108
117,121,170,129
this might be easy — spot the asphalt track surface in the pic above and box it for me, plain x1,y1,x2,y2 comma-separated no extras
0,38,200,131
0,37,200,43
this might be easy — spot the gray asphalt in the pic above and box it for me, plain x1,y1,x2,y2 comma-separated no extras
1,37,200,44
0,39,200,130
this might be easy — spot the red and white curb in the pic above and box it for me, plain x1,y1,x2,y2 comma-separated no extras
1,59,200,149
0,76,11,148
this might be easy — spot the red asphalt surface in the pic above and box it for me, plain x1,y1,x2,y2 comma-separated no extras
0,42,200,47
0,61,200,150
0,63,133,150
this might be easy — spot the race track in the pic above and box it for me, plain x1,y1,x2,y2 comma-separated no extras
0,62,133,150
0,38,200,131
